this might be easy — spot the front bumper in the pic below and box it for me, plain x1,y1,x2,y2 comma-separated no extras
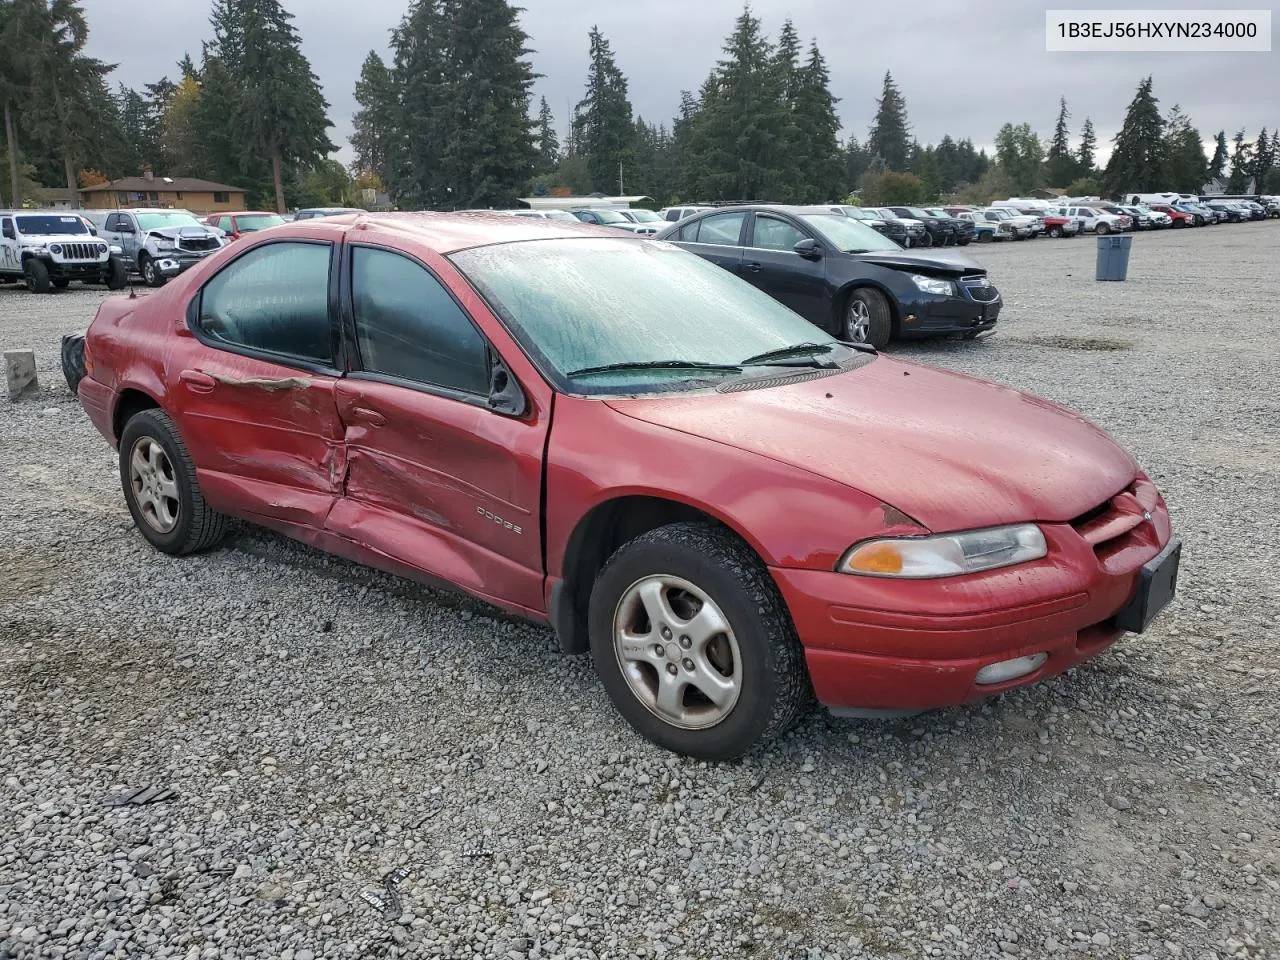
772,477,1175,713
898,280,1002,336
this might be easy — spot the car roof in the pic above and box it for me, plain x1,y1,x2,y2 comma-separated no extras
215,210,283,217
290,210,612,253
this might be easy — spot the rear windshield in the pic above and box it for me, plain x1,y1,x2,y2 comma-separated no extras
15,215,89,235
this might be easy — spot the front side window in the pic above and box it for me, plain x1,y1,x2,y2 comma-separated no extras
218,216,233,232
751,215,808,252
693,213,745,247
197,242,333,366
351,247,489,396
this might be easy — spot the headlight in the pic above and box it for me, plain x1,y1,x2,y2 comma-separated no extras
910,274,955,296
839,523,1047,578
152,237,176,250
109,244,122,254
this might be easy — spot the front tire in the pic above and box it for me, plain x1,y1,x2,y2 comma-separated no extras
24,258,52,293
587,522,812,761
119,409,229,556
844,287,893,350
1096,222,1110,235
918,231,933,248
139,253,165,288
1049,225,1063,238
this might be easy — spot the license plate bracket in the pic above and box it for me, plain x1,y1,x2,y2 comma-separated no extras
1115,538,1181,633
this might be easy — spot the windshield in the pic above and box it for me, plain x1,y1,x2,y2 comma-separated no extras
236,214,286,232
449,237,848,394
15,215,89,235
797,214,900,253
904,207,933,218
136,212,204,231
923,208,949,217
627,209,662,222
842,207,875,219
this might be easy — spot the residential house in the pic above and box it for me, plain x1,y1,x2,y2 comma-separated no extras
80,173,248,214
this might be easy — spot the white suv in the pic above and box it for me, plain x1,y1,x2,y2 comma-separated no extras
0,209,127,293
658,205,713,223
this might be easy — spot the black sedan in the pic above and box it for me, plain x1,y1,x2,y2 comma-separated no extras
653,205,1001,349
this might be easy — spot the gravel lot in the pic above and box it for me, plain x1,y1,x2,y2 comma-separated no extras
2,223,1278,960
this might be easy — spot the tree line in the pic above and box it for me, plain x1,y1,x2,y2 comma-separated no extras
3,0,1277,213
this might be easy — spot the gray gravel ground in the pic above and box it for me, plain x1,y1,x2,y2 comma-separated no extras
1,222,1278,960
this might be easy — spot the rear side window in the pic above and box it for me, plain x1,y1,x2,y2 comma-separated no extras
351,247,489,396
198,242,333,366
693,213,745,247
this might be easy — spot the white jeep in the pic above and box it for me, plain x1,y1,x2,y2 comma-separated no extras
0,210,128,293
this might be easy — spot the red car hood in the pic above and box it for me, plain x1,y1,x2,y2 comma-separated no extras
605,357,1137,532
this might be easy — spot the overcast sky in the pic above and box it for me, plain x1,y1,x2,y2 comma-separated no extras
85,0,1276,169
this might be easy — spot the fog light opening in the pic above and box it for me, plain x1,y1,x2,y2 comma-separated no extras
975,652,1048,686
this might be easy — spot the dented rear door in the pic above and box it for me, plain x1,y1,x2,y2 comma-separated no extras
169,238,346,528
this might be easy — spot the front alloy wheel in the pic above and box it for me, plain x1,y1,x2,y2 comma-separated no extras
613,576,742,730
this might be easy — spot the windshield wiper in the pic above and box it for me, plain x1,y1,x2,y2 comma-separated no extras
740,342,841,367
566,359,743,378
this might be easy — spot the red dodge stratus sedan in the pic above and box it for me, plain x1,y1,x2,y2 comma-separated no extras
75,212,1181,760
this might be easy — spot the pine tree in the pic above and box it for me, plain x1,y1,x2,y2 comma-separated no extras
213,0,333,213
1226,128,1252,192
790,42,843,201
843,136,869,191
1207,131,1228,180
350,51,397,184
682,9,788,201
1077,117,1097,175
535,97,559,172
1249,127,1273,196
1103,77,1165,194
572,26,632,194
1161,105,1206,193
1045,96,1077,186
391,0,536,208
866,71,910,171
671,88,701,198
770,18,802,197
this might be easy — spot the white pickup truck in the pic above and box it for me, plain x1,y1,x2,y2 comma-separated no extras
1049,205,1131,235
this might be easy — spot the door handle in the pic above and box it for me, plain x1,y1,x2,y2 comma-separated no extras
350,405,386,427
179,369,216,393
743,261,761,273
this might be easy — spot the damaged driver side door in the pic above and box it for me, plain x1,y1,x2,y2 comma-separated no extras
171,239,347,531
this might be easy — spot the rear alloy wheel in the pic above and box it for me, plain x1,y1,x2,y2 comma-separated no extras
587,522,812,760
844,288,892,350
119,409,229,555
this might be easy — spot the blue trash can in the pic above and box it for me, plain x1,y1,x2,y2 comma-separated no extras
1095,234,1132,281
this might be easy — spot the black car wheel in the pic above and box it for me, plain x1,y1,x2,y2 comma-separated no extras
1049,225,1063,238
24,258,52,293
918,232,933,248
52,277,71,289
106,259,128,290
844,288,893,350
139,254,166,288
1096,222,1110,235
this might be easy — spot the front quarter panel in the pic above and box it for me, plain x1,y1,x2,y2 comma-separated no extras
544,394,924,577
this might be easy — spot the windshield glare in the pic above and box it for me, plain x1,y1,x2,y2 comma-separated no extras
236,214,286,232
797,214,899,253
450,237,845,393
627,209,661,222
587,210,627,224
136,212,203,231
15,215,90,235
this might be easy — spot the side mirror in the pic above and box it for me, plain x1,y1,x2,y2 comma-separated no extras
487,354,526,417
793,238,823,260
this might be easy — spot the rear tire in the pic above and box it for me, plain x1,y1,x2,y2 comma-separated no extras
61,334,86,394
24,258,52,293
119,409,229,556
52,277,70,289
918,232,933,248
844,287,893,350
587,522,812,761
